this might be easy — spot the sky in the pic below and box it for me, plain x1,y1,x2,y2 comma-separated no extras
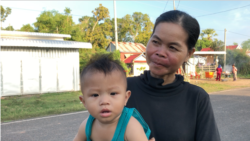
1,0,250,46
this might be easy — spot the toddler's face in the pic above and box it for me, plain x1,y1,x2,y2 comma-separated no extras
79,70,130,123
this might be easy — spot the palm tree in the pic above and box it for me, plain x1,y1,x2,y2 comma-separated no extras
201,28,218,41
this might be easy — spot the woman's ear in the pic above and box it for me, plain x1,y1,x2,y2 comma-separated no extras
124,90,131,106
185,48,195,62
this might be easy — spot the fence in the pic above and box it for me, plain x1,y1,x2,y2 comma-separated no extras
196,65,217,79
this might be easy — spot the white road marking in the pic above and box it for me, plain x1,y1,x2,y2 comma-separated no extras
1,110,89,125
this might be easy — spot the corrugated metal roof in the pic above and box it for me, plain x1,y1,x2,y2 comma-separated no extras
0,38,92,49
111,42,146,53
1,30,71,38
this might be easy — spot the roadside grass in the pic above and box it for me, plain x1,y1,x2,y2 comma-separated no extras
190,78,250,93
238,74,250,79
1,91,85,122
193,82,244,93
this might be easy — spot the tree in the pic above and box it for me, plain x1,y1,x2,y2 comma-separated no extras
195,38,212,51
64,7,72,34
90,4,110,42
34,9,74,34
226,49,250,75
242,39,250,50
200,28,218,41
195,28,220,51
79,49,130,75
134,14,154,46
233,42,238,45
4,25,14,31
211,39,224,51
1,5,11,22
20,24,34,32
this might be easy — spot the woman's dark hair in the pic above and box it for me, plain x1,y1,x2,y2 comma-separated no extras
152,10,200,51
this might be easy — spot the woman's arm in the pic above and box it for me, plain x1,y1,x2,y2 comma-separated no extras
196,90,221,141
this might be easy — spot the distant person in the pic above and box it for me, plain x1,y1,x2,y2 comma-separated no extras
73,53,151,141
216,65,222,81
232,64,238,81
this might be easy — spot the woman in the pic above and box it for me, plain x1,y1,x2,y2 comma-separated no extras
126,10,220,141
216,65,222,81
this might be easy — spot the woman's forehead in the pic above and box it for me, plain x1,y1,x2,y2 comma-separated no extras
153,22,188,43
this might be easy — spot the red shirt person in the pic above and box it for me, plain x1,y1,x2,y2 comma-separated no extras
216,65,222,81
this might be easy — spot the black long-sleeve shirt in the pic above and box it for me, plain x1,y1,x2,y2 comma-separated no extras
126,71,221,141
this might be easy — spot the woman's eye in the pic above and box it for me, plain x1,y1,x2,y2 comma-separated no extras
110,92,117,95
152,40,159,44
170,46,177,51
91,94,99,97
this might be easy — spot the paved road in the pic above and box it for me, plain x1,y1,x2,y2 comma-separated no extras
1,88,250,141
210,87,250,141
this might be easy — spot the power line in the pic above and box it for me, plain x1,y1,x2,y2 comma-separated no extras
196,4,250,17
200,29,250,37
1,6,85,17
176,0,180,9
227,31,250,37
163,0,169,12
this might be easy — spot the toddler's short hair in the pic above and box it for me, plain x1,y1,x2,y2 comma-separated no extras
80,53,126,85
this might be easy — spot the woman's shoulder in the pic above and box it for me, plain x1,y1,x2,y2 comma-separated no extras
127,76,141,84
185,82,209,100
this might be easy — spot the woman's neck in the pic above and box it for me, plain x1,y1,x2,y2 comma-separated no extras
150,71,176,86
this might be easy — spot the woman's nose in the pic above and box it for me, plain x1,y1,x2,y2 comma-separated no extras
156,46,167,58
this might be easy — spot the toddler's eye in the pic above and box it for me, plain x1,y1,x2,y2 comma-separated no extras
110,92,117,95
91,94,99,97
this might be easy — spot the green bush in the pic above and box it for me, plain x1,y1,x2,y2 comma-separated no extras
79,48,131,75
218,49,250,75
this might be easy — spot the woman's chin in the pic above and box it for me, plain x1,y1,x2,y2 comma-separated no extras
150,68,175,78
150,69,167,78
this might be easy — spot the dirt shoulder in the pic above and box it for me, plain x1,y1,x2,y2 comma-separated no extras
189,78,250,93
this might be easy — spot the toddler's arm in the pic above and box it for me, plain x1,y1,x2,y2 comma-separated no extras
125,116,149,141
73,118,88,141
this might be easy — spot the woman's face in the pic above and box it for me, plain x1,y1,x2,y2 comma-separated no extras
146,22,194,78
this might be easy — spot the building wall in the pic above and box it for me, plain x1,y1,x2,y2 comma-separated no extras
0,47,80,96
133,63,149,76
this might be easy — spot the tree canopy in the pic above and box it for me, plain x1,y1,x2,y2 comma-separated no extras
1,5,11,22
242,39,250,50
4,25,14,31
20,24,34,32
195,28,223,51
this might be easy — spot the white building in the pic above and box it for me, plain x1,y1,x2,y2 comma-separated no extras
0,30,92,96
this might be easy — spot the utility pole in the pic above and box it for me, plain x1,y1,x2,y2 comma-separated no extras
114,0,119,50
173,0,176,10
224,28,227,71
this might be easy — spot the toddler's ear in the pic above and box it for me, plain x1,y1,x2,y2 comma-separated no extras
79,95,86,106
124,90,131,106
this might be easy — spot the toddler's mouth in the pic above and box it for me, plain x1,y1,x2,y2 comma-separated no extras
101,109,110,113
100,109,111,117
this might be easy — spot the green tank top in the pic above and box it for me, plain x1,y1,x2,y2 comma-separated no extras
85,107,151,141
